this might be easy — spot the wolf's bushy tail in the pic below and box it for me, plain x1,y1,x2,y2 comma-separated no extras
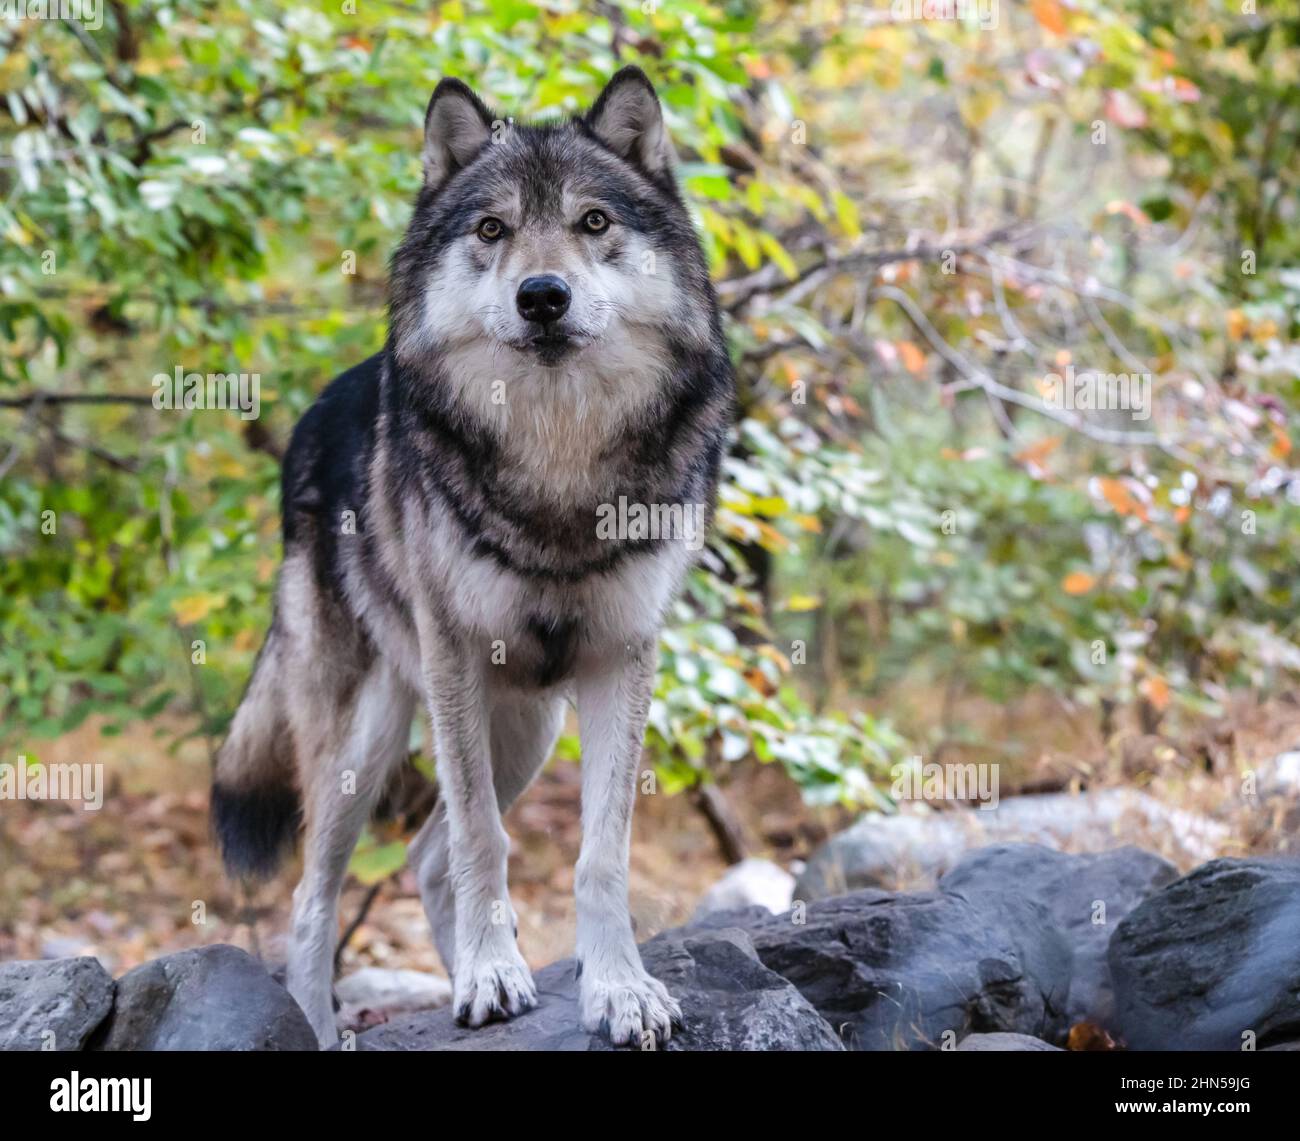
211,628,300,880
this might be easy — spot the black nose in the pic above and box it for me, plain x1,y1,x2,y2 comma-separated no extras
516,274,571,324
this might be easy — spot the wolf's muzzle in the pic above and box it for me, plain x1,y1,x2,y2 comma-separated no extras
516,274,571,324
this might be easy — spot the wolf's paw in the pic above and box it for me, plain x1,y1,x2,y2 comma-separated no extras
580,966,682,1048
453,950,537,1028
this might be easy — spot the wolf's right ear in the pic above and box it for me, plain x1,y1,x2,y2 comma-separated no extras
422,79,495,190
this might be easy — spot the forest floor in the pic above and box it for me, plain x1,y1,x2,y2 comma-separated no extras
2,688,1298,979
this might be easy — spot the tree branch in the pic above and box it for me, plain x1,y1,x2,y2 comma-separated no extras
0,392,154,409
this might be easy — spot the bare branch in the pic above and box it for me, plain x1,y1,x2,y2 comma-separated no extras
717,224,1032,313
0,392,154,410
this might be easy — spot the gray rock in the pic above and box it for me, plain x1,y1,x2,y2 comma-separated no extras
940,843,1177,1027
687,903,774,932
693,858,795,921
0,958,114,1050
94,944,318,1051
797,813,969,896
353,927,842,1051
1109,858,1300,1050
746,888,1073,1050
955,1032,1063,1051
797,790,1228,897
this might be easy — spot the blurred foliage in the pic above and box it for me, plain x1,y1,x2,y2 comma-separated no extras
1,0,1298,815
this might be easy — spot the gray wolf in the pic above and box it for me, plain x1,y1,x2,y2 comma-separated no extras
210,66,734,1048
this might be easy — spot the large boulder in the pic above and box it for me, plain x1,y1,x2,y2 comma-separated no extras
1109,858,1300,1050
746,888,1073,1050
353,927,842,1051
940,843,1177,1027
797,790,1228,897
94,945,318,1051
0,958,114,1050
797,813,970,895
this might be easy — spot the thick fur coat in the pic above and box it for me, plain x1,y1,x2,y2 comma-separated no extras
212,67,734,1048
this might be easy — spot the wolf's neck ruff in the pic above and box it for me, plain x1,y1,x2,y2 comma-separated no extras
378,327,727,585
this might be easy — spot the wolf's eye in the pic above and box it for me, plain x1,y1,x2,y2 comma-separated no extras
476,218,505,242
582,209,609,234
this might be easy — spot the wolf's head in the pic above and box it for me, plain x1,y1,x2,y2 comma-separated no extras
389,68,715,378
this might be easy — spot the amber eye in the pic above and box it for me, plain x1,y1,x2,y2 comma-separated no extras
583,209,609,234
477,217,504,242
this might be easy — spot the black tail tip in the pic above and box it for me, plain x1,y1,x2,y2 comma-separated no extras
211,781,301,881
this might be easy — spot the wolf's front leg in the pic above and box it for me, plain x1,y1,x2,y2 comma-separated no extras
417,615,536,1026
574,642,682,1047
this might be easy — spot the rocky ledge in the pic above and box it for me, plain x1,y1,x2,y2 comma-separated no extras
2,845,1297,1051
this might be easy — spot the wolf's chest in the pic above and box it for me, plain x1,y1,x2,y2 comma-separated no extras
433,522,690,688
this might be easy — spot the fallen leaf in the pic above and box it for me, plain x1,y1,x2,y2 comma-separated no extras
1068,1022,1119,1051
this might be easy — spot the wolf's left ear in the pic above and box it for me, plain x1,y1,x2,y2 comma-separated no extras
585,66,675,180
423,78,495,190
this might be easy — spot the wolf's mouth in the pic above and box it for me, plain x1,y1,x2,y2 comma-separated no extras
524,329,581,365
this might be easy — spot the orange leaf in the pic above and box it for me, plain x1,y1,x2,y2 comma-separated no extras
1015,435,1062,468
897,340,926,375
1271,423,1292,459
1140,675,1170,712
1096,476,1147,520
1068,1022,1118,1051
1062,571,1096,595
1031,0,1068,35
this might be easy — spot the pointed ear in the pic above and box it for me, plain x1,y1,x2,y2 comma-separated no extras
422,78,494,190
585,66,675,179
